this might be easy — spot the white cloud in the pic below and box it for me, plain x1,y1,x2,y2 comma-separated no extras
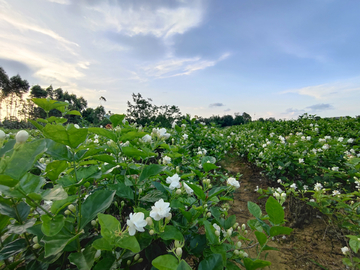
282,79,360,100
44,0,71,5
88,1,204,38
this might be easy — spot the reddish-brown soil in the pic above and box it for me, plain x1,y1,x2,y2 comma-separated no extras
221,155,345,270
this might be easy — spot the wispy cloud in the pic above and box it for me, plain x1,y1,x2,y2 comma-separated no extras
306,103,334,111
209,103,225,107
282,80,360,100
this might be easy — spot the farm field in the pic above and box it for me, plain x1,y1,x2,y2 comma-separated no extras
0,99,359,270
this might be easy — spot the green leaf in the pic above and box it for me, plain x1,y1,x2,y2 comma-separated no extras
68,246,97,270
41,214,65,237
45,139,71,161
28,119,44,131
2,139,47,181
0,201,30,222
349,238,360,253
248,201,262,218
210,245,227,266
255,231,267,247
0,175,18,187
32,98,68,113
265,196,284,225
45,160,68,181
203,220,219,245
224,215,236,230
88,127,117,142
269,226,293,237
160,225,184,241
92,237,113,251
110,114,126,128
66,110,82,116
177,260,192,270
186,183,205,201
93,253,116,270
0,214,10,232
51,195,77,215
152,254,179,270
43,124,88,149
226,261,241,270
140,190,167,203
203,163,218,172
43,230,81,258
98,213,120,245
90,154,116,164
18,173,45,194
208,186,228,199
108,182,134,200
122,146,156,160
116,235,140,253
80,190,115,229
201,156,216,165
198,254,223,270
243,258,271,270
139,164,166,182
0,238,27,260
120,131,148,142
0,139,16,157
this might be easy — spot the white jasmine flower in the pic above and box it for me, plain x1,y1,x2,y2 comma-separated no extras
227,177,240,189
277,179,282,184
74,124,80,129
150,199,171,221
152,128,170,139
314,183,323,191
290,183,297,190
183,182,193,195
166,174,181,190
338,137,344,142
303,185,308,190
15,130,29,144
127,212,147,236
182,134,188,140
331,167,339,172
299,158,304,164
163,156,171,165
322,144,330,150
142,134,152,143
341,246,349,255
348,138,354,143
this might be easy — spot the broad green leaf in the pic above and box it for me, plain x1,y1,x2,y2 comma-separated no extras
68,246,97,270
108,182,134,200
247,219,263,232
28,119,44,131
186,183,205,201
0,201,30,222
152,254,179,270
32,98,68,113
248,201,262,218
139,164,165,182
208,186,228,199
224,215,236,230
0,214,10,232
203,163,218,172
0,238,27,260
140,190,167,203
80,190,115,229
43,230,81,258
88,127,117,142
255,231,267,247
269,226,293,237
177,260,192,270
226,261,241,270
201,156,216,165
43,124,88,149
198,254,223,270
92,237,113,251
41,214,65,237
203,220,219,245
18,173,45,194
256,218,271,235
93,254,116,270
51,195,77,215
0,139,16,157
45,139,71,161
265,196,284,225
90,154,116,164
120,131,148,142
160,225,184,241
76,165,102,181
243,258,271,270
348,237,360,253
210,245,227,266
2,139,47,181
43,185,68,201
110,114,126,128
0,175,17,187
45,160,68,181
66,110,82,116
98,213,120,245
116,235,140,253
122,146,156,160
7,218,36,234
47,116,67,124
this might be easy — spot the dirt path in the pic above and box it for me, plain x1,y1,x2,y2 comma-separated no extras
221,156,344,270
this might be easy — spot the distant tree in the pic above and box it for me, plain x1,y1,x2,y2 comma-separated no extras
220,115,234,127
233,113,245,125
30,85,48,98
242,112,252,123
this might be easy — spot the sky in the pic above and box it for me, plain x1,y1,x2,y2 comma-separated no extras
1,0,360,120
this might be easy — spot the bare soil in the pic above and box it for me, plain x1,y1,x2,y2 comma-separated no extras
221,155,345,270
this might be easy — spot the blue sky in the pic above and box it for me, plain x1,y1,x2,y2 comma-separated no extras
1,0,360,119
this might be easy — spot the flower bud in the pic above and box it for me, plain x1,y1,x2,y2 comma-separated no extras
33,243,41,249
233,222,239,229
146,217,153,226
138,258,143,263
206,212,211,218
33,236,38,243
234,250,240,255
68,204,76,212
91,220,97,226
121,201,125,207
139,188,143,194
95,250,101,259
215,230,220,237
176,247,182,257
114,201,118,207
15,130,29,144
127,260,131,265
149,230,155,235
174,240,181,248
208,184,212,188
165,213,172,222
242,224,246,230
134,254,140,261
64,210,71,215
176,189,182,195
236,241,242,248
